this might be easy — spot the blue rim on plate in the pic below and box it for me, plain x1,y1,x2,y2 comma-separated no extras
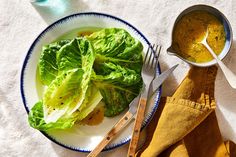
20,12,162,152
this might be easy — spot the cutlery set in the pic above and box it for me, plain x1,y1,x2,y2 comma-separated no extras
87,45,178,157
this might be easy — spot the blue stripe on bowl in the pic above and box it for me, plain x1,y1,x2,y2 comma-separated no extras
20,12,162,153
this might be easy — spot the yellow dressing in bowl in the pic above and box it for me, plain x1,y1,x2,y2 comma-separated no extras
172,11,226,63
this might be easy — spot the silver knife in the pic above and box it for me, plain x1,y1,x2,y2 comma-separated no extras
148,64,179,100
129,64,178,115
127,64,179,157
87,64,178,157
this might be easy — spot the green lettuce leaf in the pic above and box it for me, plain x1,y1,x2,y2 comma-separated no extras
92,62,141,86
28,101,76,131
88,28,143,116
43,68,84,123
43,38,95,123
57,37,95,73
92,62,142,116
39,40,70,85
87,28,143,61
29,86,102,131
74,84,103,121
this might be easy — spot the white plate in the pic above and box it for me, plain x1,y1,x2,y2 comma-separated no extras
20,12,161,152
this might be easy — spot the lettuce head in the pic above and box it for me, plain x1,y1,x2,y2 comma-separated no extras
28,28,143,131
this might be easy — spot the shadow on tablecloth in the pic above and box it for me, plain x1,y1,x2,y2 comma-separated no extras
215,40,236,144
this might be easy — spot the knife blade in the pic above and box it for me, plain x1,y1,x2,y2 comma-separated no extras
149,64,179,99
129,64,179,115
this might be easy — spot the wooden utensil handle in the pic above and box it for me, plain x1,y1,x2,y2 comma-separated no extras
87,111,134,157
127,98,147,157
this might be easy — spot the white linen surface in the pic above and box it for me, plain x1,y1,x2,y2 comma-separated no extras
1,0,235,156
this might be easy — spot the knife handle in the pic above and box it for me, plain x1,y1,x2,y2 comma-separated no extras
127,98,147,157
87,111,134,157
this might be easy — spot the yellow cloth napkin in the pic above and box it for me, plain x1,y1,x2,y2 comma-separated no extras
136,66,236,157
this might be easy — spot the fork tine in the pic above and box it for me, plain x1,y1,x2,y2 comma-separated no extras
153,45,162,76
144,45,151,64
155,45,161,62
146,44,155,67
150,45,159,68
144,44,162,70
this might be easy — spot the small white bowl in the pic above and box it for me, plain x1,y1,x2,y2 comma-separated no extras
167,5,233,67
20,12,161,152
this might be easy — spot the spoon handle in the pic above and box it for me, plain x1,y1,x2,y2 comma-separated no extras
204,43,236,89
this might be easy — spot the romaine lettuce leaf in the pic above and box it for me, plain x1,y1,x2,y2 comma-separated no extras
74,84,103,121
92,62,143,116
43,68,85,123
88,28,143,116
87,28,142,61
28,101,76,131
39,40,70,85
43,38,95,123
57,38,95,114
57,37,95,73
29,86,102,131
92,62,141,86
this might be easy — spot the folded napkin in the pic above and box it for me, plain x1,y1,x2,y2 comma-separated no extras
136,66,236,157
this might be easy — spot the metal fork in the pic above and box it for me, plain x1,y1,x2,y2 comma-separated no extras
143,44,161,96
127,44,161,157
87,44,161,157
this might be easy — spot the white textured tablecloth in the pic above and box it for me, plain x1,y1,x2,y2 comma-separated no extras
1,0,236,156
